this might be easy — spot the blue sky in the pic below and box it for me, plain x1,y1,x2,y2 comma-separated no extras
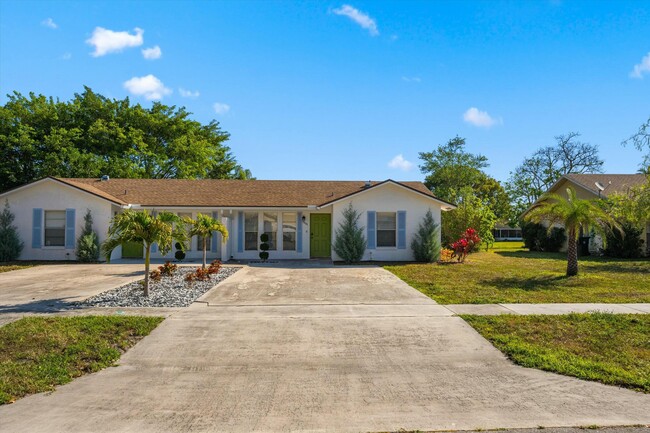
1,0,648,182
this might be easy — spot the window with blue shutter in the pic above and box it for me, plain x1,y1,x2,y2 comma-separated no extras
211,211,219,253
367,211,376,249
65,209,76,249
296,212,303,253
32,208,43,249
397,210,406,249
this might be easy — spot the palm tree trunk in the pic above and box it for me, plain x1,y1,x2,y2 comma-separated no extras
144,245,151,296
202,237,207,269
566,228,578,277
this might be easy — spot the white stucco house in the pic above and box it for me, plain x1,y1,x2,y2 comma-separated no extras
0,177,455,262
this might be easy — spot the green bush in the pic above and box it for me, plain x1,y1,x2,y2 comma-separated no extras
604,223,644,259
75,209,99,262
521,221,566,252
411,209,441,262
0,200,23,262
333,203,366,264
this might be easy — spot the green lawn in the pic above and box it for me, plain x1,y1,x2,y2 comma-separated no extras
0,263,38,273
463,313,650,392
0,316,163,404
385,242,650,304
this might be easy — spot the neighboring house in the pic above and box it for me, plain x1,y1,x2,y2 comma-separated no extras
493,224,522,241
0,177,455,262
525,173,649,253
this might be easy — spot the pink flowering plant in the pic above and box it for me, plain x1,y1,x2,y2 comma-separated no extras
451,228,481,263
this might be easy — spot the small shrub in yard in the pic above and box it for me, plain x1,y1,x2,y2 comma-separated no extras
159,261,178,277
451,228,481,263
0,200,23,262
411,209,441,263
604,222,644,259
207,259,221,275
333,203,366,264
76,209,100,262
149,269,162,282
438,247,454,263
259,233,270,261
521,221,566,252
186,267,211,283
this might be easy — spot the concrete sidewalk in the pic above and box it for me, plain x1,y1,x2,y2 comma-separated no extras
445,303,650,315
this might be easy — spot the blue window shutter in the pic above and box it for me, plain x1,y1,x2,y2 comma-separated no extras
65,209,76,249
297,212,303,253
237,211,244,253
367,211,376,249
211,211,219,253
151,210,158,252
397,210,406,249
32,208,43,249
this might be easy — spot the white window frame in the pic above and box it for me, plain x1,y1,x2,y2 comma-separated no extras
376,212,397,248
244,212,259,251
44,210,66,248
281,212,297,251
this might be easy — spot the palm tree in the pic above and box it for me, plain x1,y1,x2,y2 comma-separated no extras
102,210,188,296
184,213,228,268
525,187,620,277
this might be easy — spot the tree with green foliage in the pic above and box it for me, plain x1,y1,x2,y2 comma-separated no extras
333,203,366,264
411,209,441,262
75,209,100,262
418,136,489,203
102,210,188,296
506,132,604,219
184,213,228,268
525,188,620,277
0,200,23,261
0,87,250,192
622,116,650,171
442,187,496,250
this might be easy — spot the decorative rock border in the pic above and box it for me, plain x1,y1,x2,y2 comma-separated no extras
79,266,240,308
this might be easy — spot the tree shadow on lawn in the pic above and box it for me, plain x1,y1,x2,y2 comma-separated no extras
483,274,569,292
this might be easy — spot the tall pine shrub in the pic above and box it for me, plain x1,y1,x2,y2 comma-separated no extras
411,209,441,262
76,209,100,262
333,203,366,264
0,200,23,261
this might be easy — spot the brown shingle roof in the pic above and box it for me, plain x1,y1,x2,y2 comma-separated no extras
562,174,647,197
55,177,448,208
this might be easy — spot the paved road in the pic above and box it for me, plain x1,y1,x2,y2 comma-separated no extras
1,263,649,432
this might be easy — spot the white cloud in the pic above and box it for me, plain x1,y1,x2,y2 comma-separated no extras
61,52,72,60
213,102,230,114
333,5,378,36
630,52,650,79
401,76,421,83
388,154,414,171
463,107,502,128
179,88,200,98
142,45,162,60
41,18,57,29
123,74,171,100
86,27,144,57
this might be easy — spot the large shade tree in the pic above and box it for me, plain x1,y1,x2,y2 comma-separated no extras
102,210,188,296
524,188,619,277
184,213,228,269
0,87,251,192
506,132,604,218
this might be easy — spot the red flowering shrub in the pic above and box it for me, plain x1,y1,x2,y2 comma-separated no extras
159,261,178,277
149,269,162,282
451,228,481,263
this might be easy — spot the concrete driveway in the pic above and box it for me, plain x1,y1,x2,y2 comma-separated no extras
0,264,145,312
1,263,649,432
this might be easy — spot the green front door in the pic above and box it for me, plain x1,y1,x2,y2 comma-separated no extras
122,241,143,259
310,214,332,258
